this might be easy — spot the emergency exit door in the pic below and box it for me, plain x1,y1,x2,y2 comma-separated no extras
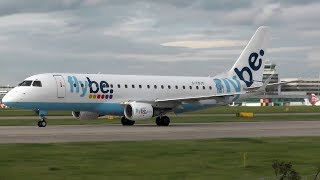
53,75,66,98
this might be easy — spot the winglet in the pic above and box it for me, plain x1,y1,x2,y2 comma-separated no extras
244,74,273,92
257,74,273,92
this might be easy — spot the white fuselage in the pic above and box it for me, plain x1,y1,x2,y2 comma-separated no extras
3,73,245,116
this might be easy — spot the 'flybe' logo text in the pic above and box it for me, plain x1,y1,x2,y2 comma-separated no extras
234,49,264,87
67,76,113,100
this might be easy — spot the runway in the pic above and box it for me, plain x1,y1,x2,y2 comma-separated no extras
0,121,320,143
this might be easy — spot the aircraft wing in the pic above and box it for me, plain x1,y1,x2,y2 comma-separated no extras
155,92,244,103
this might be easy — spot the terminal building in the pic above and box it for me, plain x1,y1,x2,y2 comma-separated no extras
242,61,320,106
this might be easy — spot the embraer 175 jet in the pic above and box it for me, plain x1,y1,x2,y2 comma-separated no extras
3,26,270,127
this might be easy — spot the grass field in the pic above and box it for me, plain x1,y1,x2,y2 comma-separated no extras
1,106,320,117
0,109,70,116
191,105,320,114
0,114,319,126
0,137,319,180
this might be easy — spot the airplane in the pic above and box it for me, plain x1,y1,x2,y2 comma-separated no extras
3,26,270,127
310,94,320,106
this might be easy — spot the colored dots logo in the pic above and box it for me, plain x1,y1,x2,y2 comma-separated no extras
88,93,113,100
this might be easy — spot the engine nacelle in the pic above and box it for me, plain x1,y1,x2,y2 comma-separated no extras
124,102,153,121
72,111,99,120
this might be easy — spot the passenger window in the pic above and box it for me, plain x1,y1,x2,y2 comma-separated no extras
32,81,42,87
132,85,135,88
168,85,171,89
19,80,33,86
209,86,212,90
175,85,178,89
139,85,142,88
154,85,157,89
118,84,121,88
161,85,164,89
189,86,192,89
125,84,128,88
203,86,205,90
147,85,150,89
183,86,185,89
196,86,199,90
74,84,76,87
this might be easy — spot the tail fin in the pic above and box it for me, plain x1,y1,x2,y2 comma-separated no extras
227,26,270,88
310,94,319,105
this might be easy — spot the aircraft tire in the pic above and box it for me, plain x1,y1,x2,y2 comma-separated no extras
156,117,162,126
156,116,170,126
38,120,47,127
161,116,170,126
121,117,135,126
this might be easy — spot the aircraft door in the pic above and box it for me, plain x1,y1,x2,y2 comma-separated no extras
53,75,66,98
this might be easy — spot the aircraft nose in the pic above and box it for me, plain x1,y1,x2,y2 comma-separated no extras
2,91,16,107
2,93,11,105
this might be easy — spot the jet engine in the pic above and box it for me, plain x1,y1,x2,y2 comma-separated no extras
124,102,153,121
72,111,99,120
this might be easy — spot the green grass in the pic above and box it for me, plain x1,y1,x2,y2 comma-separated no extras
1,106,320,117
0,115,316,126
0,109,70,116
0,137,320,179
191,105,320,114
0,114,319,126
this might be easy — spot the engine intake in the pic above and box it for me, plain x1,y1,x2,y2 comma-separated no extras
124,102,153,121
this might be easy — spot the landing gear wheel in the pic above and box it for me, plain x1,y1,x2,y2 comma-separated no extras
37,119,47,127
121,117,135,126
161,116,170,126
156,117,162,126
156,116,170,126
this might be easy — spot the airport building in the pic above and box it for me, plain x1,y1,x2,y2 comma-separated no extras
242,62,320,106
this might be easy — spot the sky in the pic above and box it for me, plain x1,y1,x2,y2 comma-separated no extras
0,0,320,85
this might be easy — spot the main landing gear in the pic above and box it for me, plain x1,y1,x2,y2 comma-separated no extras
120,116,170,126
121,117,135,126
37,116,47,127
156,116,170,126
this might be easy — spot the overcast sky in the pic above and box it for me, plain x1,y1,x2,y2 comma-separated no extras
0,0,320,85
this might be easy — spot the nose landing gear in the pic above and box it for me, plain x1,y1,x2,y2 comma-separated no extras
38,116,47,127
36,110,48,127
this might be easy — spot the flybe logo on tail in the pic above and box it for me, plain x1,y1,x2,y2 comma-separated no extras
234,49,264,87
67,76,113,99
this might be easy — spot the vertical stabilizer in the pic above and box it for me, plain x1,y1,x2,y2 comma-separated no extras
227,26,270,88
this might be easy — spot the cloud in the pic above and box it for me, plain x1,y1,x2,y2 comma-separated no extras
103,17,155,37
161,40,246,49
0,13,67,28
0,0,319,85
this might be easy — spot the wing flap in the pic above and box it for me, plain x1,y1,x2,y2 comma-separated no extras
155,92,244,103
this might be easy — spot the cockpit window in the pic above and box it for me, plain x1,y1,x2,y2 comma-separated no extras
18,80,33,86
32,81,42,87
